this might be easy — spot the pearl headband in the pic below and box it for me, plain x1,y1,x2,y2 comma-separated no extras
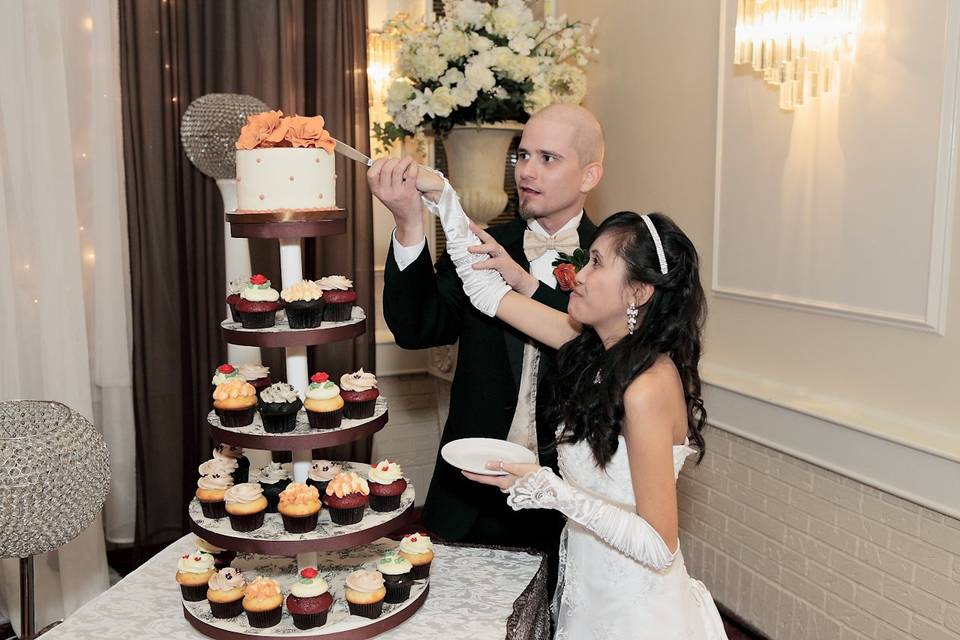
640,214,668,275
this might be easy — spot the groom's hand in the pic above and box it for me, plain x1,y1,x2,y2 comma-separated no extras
368,157,424,247
468,222,539,297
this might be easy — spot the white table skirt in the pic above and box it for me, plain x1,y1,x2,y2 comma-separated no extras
41,534,547,640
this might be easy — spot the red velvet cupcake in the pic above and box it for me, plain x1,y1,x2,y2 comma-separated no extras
367,460,407,512
225,277,245,322
237,275,281,328
339,369,379,419
323,471,369,525
317,275,356,321
285,567,333,630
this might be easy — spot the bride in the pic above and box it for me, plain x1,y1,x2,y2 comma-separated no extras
387,164,729,639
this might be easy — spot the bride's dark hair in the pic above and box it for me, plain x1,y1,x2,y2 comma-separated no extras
545,211,707,468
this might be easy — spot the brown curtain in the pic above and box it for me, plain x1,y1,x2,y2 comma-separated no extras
120,0,372,548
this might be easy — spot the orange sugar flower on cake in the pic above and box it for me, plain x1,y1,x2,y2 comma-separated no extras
287,115,335,152
236,110,284,150
244,576,281,599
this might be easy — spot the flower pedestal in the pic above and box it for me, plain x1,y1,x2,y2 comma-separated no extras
441,121,522,226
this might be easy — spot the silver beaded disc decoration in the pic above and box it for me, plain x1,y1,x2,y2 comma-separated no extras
180,93,269,180
0,401,111,558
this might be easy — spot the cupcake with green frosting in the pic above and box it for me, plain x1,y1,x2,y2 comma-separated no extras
377,551,413,603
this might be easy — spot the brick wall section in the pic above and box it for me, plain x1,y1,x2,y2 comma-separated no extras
679,428,960,640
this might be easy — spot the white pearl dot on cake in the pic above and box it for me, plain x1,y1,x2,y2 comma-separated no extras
315,158,320,164
289,176,295,181
259,194,265,200
256,157,261,163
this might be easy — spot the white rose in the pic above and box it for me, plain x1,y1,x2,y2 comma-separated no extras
395,104,423,132
464,60,496,92
413,46,447,81
448,0,489,29
470,32,494,52
489,6,521,37
508,34,535,56
451,82,478,107
438,29,471,59
387,79,415,104
426,86,457,117
440,68,466,87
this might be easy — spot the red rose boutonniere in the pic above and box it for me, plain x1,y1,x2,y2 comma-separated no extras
551,249,587,292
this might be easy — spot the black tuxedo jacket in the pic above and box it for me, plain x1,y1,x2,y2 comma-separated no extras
383,213,597,541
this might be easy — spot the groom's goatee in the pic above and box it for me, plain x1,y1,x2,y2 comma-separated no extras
518,204,539,220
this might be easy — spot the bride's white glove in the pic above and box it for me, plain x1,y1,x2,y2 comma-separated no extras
422,179,511,317
507,467,678,571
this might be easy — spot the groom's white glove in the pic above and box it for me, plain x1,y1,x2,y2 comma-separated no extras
507,467,678,571
422,179,511,317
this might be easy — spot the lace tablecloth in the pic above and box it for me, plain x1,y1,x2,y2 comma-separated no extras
42,534,549,640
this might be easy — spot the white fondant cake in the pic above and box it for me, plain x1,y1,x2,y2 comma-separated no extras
236,148,337,212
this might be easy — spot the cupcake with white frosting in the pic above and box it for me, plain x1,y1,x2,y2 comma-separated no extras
367,459,407,512
344,569,386,619
303,372,344,429
285,567,333,629
207,566,245,618
281,280,326,329
236,274,281,328
339,369,379,419
317,274,356,322
175,549,216,601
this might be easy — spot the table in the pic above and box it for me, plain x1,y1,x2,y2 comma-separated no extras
42,534,549,640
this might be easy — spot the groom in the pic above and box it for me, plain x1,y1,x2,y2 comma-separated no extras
369,105,604,589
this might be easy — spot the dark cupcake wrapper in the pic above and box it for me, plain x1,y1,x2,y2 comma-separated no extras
200,499,227,519
343,399,376,420
227,509,265,532
215,406,256,428
239,309,278,329
369,493,402,512
209,597,243,618
281,510,319,533
409,561,431,580
285,300,326,329
307,407,343,429
260,412,298,433
328,505,365,525
245,605,282,628
261,480,291,513
271,450,293,463
180,584,207,602
322,302,353,322
347,599,384,619
228,303,241,323
291,610,329,630
383,579,412,604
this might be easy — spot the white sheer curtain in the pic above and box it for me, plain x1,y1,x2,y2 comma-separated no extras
0,0,135,634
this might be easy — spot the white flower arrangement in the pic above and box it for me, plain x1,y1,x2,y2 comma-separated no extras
374,0,598,149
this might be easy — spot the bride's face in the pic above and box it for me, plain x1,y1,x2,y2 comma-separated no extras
567,233,635,336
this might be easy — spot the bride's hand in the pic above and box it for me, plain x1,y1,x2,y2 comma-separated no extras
467,223,539,297
462,461,543,492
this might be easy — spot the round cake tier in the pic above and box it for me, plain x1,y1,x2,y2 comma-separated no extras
208,397,388,450
189,462,415,554
227,208,347,239
222,307,365,347
182,540,428,640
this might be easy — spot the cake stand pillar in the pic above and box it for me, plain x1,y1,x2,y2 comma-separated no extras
278,237,316,571
216,178,260,365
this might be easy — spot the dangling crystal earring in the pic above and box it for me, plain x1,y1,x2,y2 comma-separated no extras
626,303,639,335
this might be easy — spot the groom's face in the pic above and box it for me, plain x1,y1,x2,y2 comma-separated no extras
515,116,586,220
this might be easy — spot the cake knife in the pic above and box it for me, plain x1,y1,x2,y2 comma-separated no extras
332,137,444,193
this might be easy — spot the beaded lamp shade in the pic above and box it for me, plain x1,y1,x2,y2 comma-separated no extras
180,93,269,180
0,401,110,559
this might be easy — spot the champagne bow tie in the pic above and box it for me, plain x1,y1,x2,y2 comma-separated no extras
523,228,580,261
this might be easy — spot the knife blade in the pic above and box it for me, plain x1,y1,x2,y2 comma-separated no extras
332,137,374,166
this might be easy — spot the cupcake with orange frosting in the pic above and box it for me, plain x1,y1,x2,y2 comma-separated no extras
286,567,333,629
398,532,434,579
317,275,356,322
344,569,386,619
196,459,235,518
339,369,379,419
224,483,268,532
367,460,407,512
281,280,326,329
278,482,322,533
206,567,245,618
237,274,281,329
324,471,369,525
175,549,216,601
304,372,344,429
242,576,283,628
213,379,257,427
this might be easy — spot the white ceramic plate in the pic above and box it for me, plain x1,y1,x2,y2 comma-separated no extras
441,437,537,476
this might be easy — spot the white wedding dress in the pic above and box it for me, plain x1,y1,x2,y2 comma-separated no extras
550,435,728,640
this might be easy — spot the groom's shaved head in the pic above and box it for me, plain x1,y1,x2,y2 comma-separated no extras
528,104,605,167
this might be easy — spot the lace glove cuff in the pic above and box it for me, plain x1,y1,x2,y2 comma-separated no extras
423,179,510,317
506,467,678,571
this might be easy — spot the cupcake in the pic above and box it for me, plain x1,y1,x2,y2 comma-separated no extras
377,552,413,604
237,363,272,397
225,277,246,322
212,379,258,427
398,533,434,579
307,460,341,495
286,567,333,629
211,363,242,391
303,372,344,429
207,567,245,618
175,550,216,601
258,382,302,433
242,577,283,628
344,570,386,619
281,280,326,329
317,275,356,322
196,460,234,519
324,471,369,525
367,460,407,512
224,483,268,532
237,274,281,329
196,536,236,570
339,369,379,419
278,482,322,533
213,444,250,484
257,462,292,513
